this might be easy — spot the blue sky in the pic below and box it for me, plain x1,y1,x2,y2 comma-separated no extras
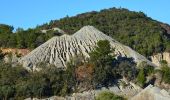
0,0,170,29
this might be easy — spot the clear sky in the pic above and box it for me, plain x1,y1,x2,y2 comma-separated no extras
0,0,170,29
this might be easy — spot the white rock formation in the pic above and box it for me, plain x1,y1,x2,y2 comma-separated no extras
53,27,66,34
41,27,65,34
20,26,155,70
151,52,170,67
131,85,170,100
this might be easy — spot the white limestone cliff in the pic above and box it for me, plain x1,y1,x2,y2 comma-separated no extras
151,52,170,67
20,26,155,70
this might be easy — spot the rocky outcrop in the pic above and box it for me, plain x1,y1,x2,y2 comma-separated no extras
131,85,170,100
160,23,170,35
41,27,65,35
150,52,170,67
20,26,155,70
0,48,30,56
1,48,30,64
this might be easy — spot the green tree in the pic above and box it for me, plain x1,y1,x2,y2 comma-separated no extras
137,69,146,87
89,40,115,86
112,58,138,81
160,62,170,84
90,40,113,62
0,85,15,100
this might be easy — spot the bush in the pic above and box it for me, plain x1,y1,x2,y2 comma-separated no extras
161,66,170,84
144,65,154,76
0,61,77,99
112,57,138,81
136,69,146,87
0,50,5,60
96,91,125,100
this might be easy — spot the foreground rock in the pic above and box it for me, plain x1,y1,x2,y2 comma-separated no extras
20,26,155,70
131,85,170,100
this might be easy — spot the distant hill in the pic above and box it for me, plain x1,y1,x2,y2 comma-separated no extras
0,7,170,57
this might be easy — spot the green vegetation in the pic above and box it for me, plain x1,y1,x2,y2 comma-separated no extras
136,62,155,87
96,91,126,100
0,24,57,49
112,58,138,81
37,8,170,56
90,40,115,86
159,61,170,84
161,66,170,84
0,40,140,99
1,7,170,98
143,65,155,76
90,40,138,87
0,62,77,99
137,68,146,87
0,50,5,60
0,8,170,56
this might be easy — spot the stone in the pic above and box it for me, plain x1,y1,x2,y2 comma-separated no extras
131,85,170,100
151,52,170,67
20,26,155,70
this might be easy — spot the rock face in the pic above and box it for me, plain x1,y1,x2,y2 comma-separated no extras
1,48,30,56
160,23,170,35
20,26,154,70
131,85,170,100
41,27,65,35
151,52,170,67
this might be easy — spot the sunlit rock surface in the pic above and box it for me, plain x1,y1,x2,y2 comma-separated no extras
151,52,170,67
131,85,170,100
20,26,154,70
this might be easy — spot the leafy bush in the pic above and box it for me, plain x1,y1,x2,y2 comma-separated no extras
0,50,5,60
136,68,146,87
143,65,154,76
0,61,77,99
96,91,125,100
161,66,170,84
112,57,138,81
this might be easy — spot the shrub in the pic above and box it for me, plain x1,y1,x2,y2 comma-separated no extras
144,65,154,76
161,66,170,84
0,50,5,60
96,91,125,100
136,69,146,87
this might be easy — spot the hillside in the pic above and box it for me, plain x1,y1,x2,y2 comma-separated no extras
20,26,154,70
1,26,170,100
37,8,170,56
0,8,170,57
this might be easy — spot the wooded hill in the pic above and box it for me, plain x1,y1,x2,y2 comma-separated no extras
0,7,170,57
